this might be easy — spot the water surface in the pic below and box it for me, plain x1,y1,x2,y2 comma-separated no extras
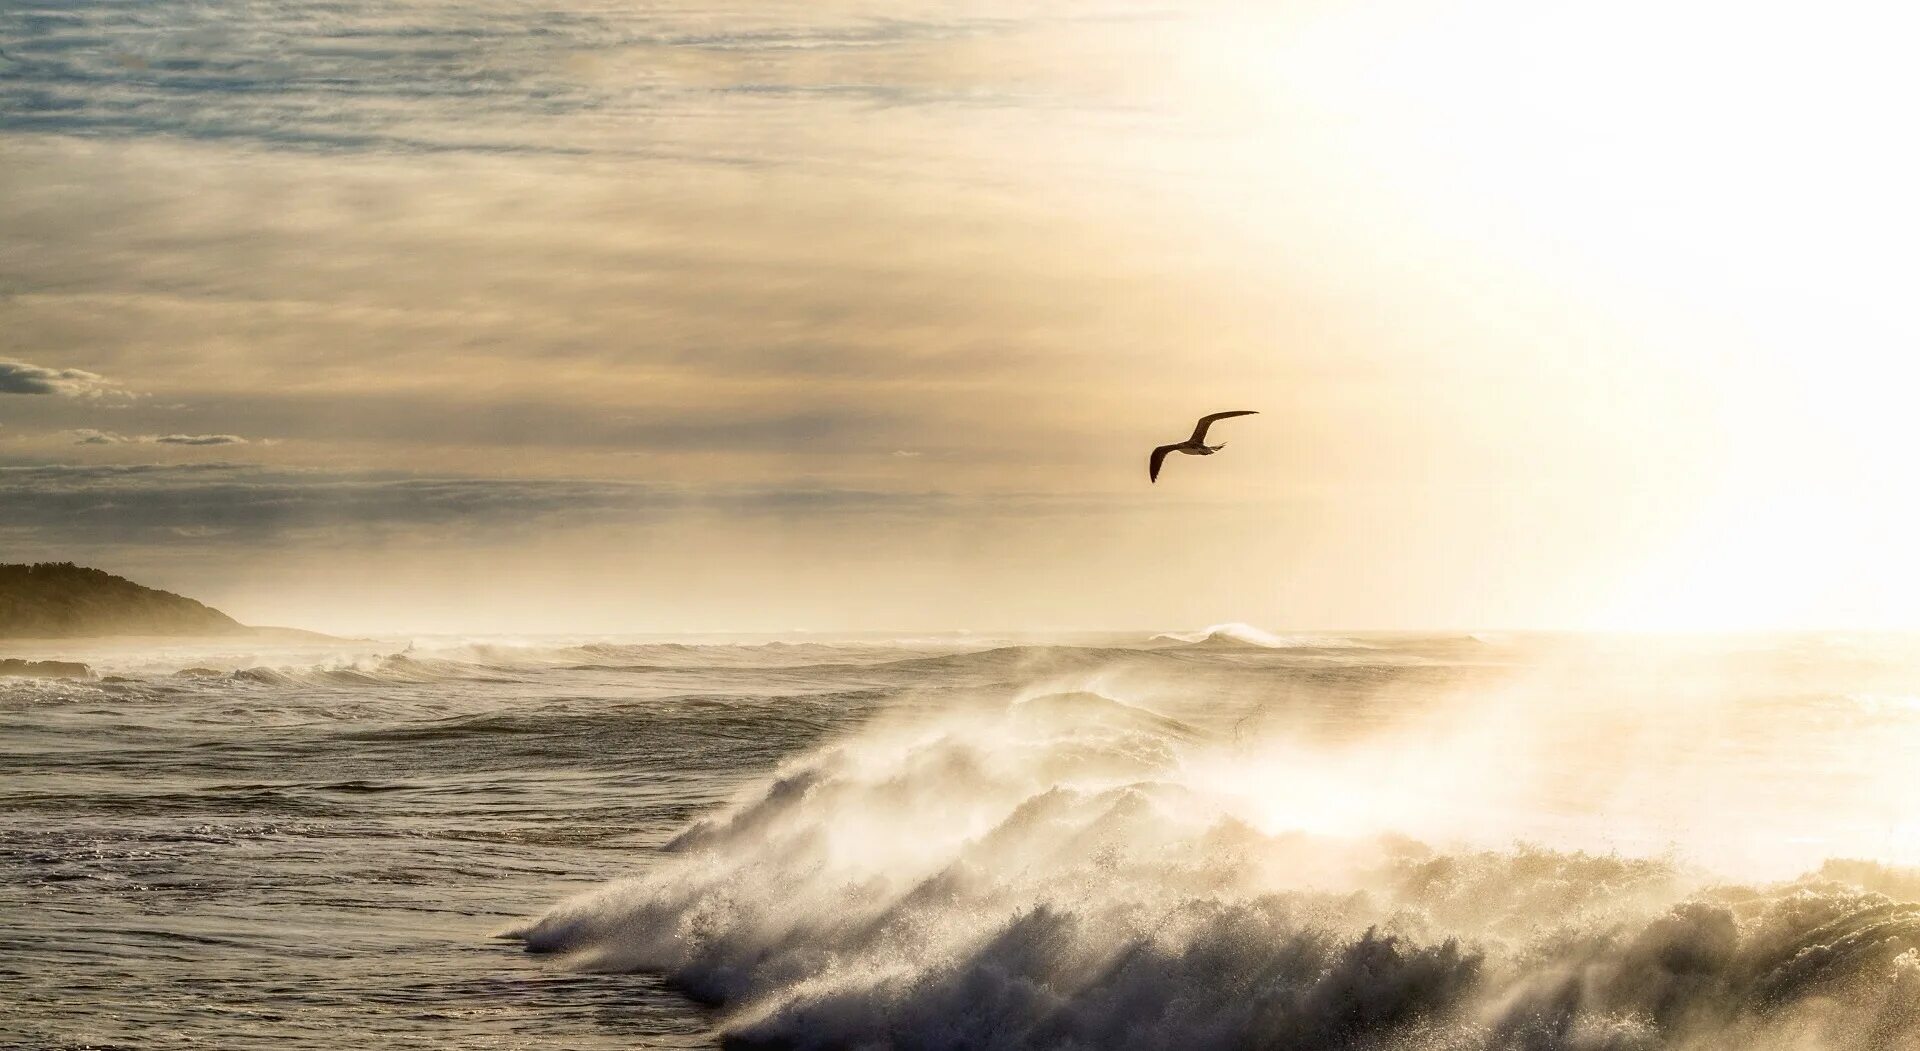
6,630,1920,1048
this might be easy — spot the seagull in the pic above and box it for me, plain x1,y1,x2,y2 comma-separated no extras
1150,411,1258,483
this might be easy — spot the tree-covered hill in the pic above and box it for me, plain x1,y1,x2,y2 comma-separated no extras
0,563,246,637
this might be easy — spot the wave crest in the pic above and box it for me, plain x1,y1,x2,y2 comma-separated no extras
511,690,1920,1049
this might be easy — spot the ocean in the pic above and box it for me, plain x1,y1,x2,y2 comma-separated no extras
4,629,1919,1050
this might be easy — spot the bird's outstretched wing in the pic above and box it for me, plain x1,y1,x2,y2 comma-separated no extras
1190,410,1258,444
1149,444,1179,483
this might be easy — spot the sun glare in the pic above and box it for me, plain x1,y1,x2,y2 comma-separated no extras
1194,0,1920,629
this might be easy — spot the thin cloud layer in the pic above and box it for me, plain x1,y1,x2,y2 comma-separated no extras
0,360,120,397
72,430,249,446
0,0,1166,155
0,461,1101,546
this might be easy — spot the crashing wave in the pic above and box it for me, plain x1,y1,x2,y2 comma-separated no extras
509,690,1920,1049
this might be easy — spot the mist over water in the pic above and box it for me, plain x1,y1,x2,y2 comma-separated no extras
6,630,1920,1048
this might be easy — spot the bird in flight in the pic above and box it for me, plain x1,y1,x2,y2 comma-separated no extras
1150,411,1258,483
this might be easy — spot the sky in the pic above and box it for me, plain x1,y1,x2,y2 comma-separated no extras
3,0,1918,634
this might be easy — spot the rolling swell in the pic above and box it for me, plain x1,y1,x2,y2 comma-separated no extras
566,641,1428,683
513,690,1920,1051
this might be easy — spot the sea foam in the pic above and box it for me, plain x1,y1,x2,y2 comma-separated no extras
511,690,1920,1050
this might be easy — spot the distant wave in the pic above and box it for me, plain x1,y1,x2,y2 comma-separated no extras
568,640,921,667
155,641,892,687
567,644,1286,681
511,689,1920,1050
196,640,1408,691
1152,622,1377,649
826,645,1166,677
56,633,1427,690
215,653,518,688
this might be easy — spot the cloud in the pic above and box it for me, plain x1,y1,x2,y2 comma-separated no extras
0,462,1097,549
0,360,121,397
70,429,248,446
0,0,1091,155
155,433,248,446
